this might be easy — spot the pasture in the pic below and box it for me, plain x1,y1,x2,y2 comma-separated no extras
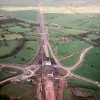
1,23,16,28
8,26,32,33
46,13,100,32
0,41,38,64
61,54,80,67
88,34,100,39
67,78,98,88
0,16,39,64
0,83,37,100
0,10,37,22
0,71,13,81
63,88,72,100
49,28,88,37
0,40,19,57
0,34,23,40
63,87,100,100
63,83,100,100
74,47,100,82
50,40,90,59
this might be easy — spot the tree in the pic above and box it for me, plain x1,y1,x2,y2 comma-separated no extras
5,42,8,46
0,94,9,100
91,65,94,67
21,58,25,61
4,39,7,42
13,55,17,58
1,34,5,38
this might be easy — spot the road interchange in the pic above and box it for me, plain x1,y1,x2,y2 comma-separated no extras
0,1,100,100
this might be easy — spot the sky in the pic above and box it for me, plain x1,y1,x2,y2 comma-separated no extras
0,0,100,6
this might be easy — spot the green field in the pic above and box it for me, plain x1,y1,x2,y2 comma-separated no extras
8,26,32,33
0,34,23,40
0,41,38,64
88,34,100,39
63,79,100,100
0,71,13,81
0,16,39,64
0,10,37,22
67,78,98,88
24,32,35,36
50,40,90,58
19,23,31,27
24,33,37,40
63,87,100,100
46,13,100,32
74,47,100,82
61,54,80,67
15,41,38,61
0,28,3,32
0,40,19,57
49,28,88,37
1,23,16,28
0,83,37,100
63,88,72,100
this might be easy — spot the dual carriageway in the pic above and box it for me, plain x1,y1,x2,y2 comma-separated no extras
0,2,100,100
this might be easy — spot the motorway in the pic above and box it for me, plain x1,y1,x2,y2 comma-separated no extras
0,1,100,100
38,3,56,100
37,1,100,90
45,80,56,100
37,2,100,100
39,5,49,57
39,7,100,88
45,40,100,88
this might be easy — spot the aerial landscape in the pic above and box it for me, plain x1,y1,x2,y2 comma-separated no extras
0,0,100,100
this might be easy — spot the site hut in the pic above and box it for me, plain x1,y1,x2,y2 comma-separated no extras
42,61,52,67
47,71,54,78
